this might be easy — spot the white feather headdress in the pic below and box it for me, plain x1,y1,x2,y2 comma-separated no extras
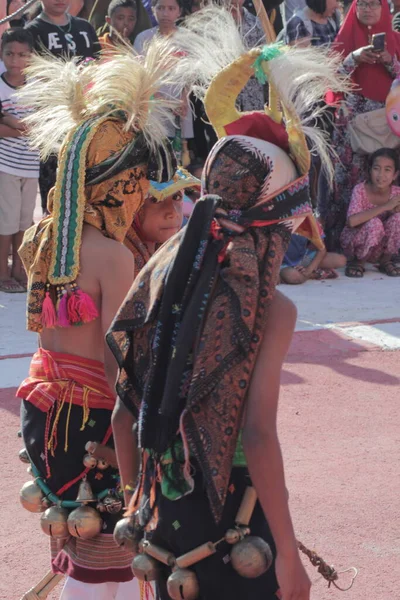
17,39,188,160
169,6,352,181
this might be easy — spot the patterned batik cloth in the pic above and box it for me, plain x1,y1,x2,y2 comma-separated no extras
17,349,135,584
340,182,400,262
107,136,316,525
19,118,149,333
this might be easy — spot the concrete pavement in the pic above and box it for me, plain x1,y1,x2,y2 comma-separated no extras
0,268,399,598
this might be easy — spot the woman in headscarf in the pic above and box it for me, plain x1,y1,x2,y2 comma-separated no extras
321,0,400,252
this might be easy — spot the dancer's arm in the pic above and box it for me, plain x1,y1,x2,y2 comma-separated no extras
112,398,139,506
243,290,310,600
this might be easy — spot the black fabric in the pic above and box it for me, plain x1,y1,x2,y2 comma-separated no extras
25,15,100,59
39,155,58,213
86,134,177,186
152,466,278,600
21,400,121,532
134,195,223,454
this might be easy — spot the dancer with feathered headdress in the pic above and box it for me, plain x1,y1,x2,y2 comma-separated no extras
107,6,354,600
15,39,189,599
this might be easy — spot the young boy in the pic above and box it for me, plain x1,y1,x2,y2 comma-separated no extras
134,0,193,166
99,0,138,50
25,0,100,58
0,28,38,293
124,167,200,273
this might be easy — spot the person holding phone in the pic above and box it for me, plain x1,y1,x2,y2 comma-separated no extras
320,0,400,253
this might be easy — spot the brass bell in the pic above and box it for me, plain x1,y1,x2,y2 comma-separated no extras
167,568,200,600
131,554,161,581
230,536,273,578
67,506,103,539
96,458,109,470
225,528,241,545
83,454,97,469
114,517,139,552
19,448,30,464
19,480,47,513
76,477,96,503
40,506,69,539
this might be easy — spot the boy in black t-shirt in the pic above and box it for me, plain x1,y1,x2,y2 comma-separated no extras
25,0,100,215
25,0,100,58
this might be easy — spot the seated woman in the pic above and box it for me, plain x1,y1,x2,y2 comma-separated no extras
341,148,400,277
284,0,341,47
322,0,400,251
280,232,346,283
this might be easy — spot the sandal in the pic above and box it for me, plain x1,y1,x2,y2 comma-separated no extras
379,261,400,277
0,277,26,293
345,260,364,278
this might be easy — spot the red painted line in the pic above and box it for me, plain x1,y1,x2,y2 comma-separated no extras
0,353,33,360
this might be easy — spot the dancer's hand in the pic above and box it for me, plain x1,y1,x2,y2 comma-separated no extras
86,441,118,468
275,552,311,600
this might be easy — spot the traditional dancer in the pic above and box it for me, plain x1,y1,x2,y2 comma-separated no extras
106,8,349,600
15,40,187,599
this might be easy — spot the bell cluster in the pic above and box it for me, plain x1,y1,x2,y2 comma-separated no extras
18,443,120,542
113,487,273,600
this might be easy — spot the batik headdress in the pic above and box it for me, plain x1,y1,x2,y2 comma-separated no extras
107,7,350,527
18,40,188,332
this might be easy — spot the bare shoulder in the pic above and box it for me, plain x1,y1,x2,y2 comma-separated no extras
81,226,133,274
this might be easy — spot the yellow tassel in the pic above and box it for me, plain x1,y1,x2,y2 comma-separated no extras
80,387,91,431
48,385,67,456
64,383,75,452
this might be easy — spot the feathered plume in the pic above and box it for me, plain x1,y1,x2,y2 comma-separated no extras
17,37,190,159
172,7,248,100
17,53,89,160
171,6,352,182
84,38,188,152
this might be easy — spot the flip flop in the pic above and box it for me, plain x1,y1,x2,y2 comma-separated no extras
0,278,26,293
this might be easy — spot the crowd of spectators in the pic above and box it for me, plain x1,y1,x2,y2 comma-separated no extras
0,0,400,292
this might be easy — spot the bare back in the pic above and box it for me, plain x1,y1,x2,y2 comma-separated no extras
40,224,135,368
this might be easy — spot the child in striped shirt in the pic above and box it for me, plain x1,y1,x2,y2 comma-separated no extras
0,28,39,293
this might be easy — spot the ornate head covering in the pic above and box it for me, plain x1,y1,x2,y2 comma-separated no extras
107,8,348,526
17,41,186,332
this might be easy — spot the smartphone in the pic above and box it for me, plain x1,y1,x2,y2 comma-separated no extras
371,33,386,52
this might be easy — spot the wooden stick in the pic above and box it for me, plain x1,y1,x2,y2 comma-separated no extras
20,571,64,600
251,0,277,43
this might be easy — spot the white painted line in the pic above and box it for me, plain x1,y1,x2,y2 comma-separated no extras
0,357,31,389
336,323,400,350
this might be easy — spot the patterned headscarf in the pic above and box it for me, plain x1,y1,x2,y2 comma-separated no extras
107,135,319,525
19,117,176,333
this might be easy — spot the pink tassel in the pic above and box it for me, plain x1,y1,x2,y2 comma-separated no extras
76,289,99,323
67,292,82,324
57,293,71,327
41,292,57,328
